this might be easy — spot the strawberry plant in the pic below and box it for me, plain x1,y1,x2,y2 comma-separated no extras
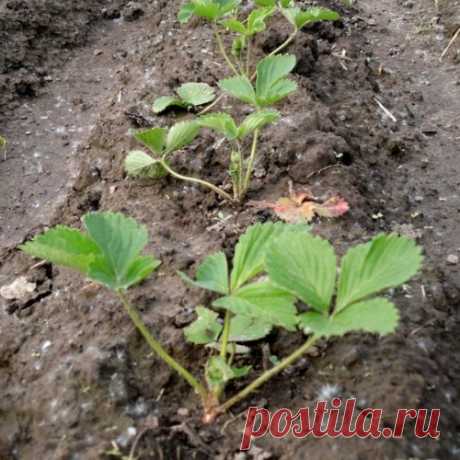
126,54,297,202
126,1,340,203
21,214,422,422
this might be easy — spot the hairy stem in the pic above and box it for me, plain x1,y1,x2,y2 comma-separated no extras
220,310,232,361
117,290,208,402
240,129,259,199
250,30,298,80
198,94,224,116
246,37,252,76
214,25,240,77
160,160,234,202
218,335,318,414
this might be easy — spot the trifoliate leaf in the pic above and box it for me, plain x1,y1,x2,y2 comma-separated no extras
20,226,101,275
219,76,257,105
230,222,308,290
255,54,297,106
179,251,229,295
83,213,160,290
228,314,272,341
178,2,195,23
184,306,223,344
198,113,239,140
238,109,280,139
134,127,167,154
153,96,187,114
299,298,399,337
206,356,251,391
124,150,168,179
177,82,216,106
336,234,423,311
214,280,298,331
266,232,337,313
165,120,199,153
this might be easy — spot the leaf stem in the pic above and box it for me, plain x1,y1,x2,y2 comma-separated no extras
198,94,224,116
220,310,232,361
240,129,259,199
160,159,234,202
218,335,318,414
117,290,208,402
250,29,298,80
246,37,252,76
214,25,240,77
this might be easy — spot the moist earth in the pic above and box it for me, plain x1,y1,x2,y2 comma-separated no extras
0,0,459,459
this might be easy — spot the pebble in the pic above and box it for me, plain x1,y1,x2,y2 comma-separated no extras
447,254,459,265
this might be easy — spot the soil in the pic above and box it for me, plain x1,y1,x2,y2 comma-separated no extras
1,0,459,459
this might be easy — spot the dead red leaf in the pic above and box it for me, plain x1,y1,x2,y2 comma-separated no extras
250,183,349,224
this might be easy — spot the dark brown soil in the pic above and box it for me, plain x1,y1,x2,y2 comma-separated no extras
1,0,459,459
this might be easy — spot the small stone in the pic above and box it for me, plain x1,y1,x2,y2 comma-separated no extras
94,49,103,56
447,255,459,265
306,346,320,357
0,277,36,300
177,407,189,417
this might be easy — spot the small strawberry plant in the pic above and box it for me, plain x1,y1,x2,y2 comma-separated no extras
20,213,423,422
125,1,340,203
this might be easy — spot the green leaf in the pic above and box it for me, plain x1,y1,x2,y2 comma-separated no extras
255,54,297,106
20,226,101,275
296,7,340,28
256,54,296,98
231,222,308,290
299,298,399,337
259,79,297,106
218,76,257,105
222,18,246,34
231,36,246,57
177,82,216,106
83,213,159,290
266,232,337,313
153,96,187,114
228,314,272,341
179,251,229,295
254,0,275,6
279,0,294,7
214,280,298,331
205,356,250,391
184,306,223,344
124,150,168,179
247,7,275,35
178,2,195,23
336,234,423,311
134,128,167,154
191,0,240,20
238,109,280,138
198,112,239,140
0,135,6,148
283,7,339,30
165,120,199,153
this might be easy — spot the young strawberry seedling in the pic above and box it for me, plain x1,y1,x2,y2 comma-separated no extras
125,1,340,203
20,213,423,422
126,53,298,202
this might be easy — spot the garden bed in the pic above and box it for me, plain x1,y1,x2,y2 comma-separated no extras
0,0,459,459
